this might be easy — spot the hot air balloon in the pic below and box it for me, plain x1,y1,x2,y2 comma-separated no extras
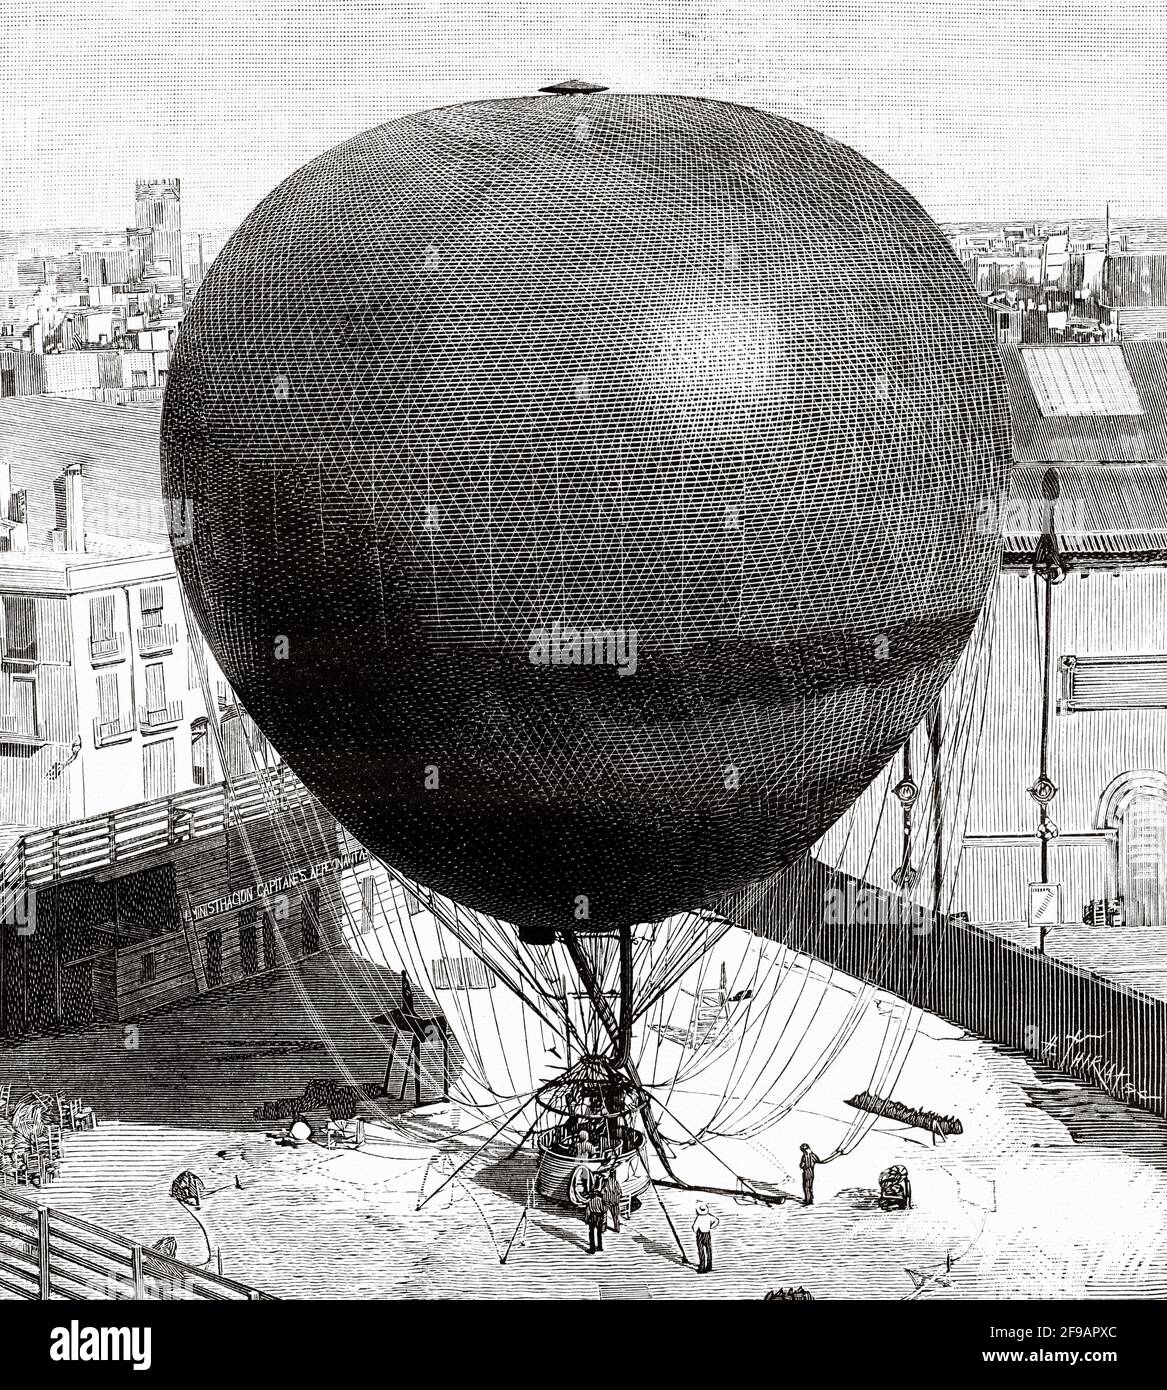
161,88,1010,1202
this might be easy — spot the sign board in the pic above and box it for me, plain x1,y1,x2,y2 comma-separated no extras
190,849,368,922
1027,881,1061,931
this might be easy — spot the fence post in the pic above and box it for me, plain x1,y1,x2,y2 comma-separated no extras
37,1206,51,1299
131,1243,145,1298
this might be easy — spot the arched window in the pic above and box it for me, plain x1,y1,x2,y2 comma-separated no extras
191,716,211,786
219,708,249,780
1095,770,1167,927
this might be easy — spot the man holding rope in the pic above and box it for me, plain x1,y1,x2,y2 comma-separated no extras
799,1143,820,1206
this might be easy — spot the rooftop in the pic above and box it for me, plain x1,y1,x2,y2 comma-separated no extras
0,395,169,559
1020,344,1143,418
1001,340,1167,463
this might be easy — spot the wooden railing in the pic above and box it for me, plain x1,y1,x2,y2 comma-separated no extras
137,622,178,657
0,762,312,920
89,633,126,664
0,1186,275,1300
93,712,137,746
0,714,44,745
139,699,184,730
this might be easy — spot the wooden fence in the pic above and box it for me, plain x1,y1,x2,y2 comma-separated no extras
0,764,313,921
0,1186,274,1300
728,856,1167,1120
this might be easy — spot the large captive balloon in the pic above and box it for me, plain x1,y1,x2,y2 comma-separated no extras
162,90,1011,943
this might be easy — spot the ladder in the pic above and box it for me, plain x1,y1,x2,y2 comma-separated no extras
687,963,729,1048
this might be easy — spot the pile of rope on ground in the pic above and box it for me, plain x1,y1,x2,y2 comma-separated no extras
845,1090,963,1136
763,1287,815,1301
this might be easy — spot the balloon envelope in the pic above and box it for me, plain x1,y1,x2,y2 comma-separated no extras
162,92,1010,941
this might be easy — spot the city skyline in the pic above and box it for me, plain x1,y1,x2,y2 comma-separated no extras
2,0,1165,232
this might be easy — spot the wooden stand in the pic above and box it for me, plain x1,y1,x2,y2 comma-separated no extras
379,1007,450,1105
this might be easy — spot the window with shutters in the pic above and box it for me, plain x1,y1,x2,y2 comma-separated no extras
144,662,165,713
89,593,122,662
191,716,210,785
301,886,321,956
220,710,249,778
143,736,175,801
431,956,496,991
204,928,223,988
96,674,118,724
140,950,156,986
2,596,37,663
239,920,260,975
93,670,132,745
137,586,176,657
4,674,38,738
140,585,163,628
261,909,277,969
1060,655,1167,712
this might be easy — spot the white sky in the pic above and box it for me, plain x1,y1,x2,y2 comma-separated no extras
2,0,1164,230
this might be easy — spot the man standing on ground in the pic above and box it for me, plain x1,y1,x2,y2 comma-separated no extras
692,1202,719,1272
602,1163,623,1233
585,1181,607,1253
799,1143,820,1206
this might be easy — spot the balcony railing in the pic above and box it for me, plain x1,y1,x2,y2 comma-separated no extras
139,699,183,730
90,632,126,664
137,622,177,657
0,713,44,746
93,711,136,746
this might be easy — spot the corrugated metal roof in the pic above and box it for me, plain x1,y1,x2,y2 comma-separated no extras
1002,339,1167,461
1010,462,1167,532
1002,458,1167,562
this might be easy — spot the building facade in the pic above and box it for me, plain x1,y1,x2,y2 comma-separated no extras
134,179,183,281
0,396,371,1040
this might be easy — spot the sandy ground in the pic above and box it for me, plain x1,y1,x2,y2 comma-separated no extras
7,988,1167,1300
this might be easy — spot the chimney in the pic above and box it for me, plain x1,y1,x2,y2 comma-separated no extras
64,462,85,552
